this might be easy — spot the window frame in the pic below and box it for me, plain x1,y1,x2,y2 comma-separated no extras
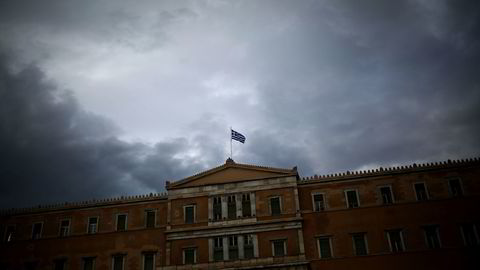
386,229,406,252
269,196,282,216
423,225,441,249
87,216,99,234
144,209,156,229
59,218,71,237
344,189,360,208
378,185,395,205
82,257,95,270
227,195,237,219
243,234,254,259
53,258,67,270
183,247,197,265
115,213,128,232
317,236,333,259
447,177,464,197
460,223,479,246
213,237,224,261
111,254,125,270
413,182,429,201
212,196,223,221
4,224,15,242
351,233,369,256
142,252,155,270
31,222,43,240
271,239,287,257
242,193,252,217
184,204,196,224
311,192,326,212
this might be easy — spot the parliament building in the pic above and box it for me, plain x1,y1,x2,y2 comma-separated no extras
1,157,479,270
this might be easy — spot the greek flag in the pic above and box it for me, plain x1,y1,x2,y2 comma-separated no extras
231,130,246,143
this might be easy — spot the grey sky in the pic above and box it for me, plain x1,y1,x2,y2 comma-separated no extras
1,0,479,208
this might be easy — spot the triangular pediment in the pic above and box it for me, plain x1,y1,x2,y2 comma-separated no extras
167,159,297,189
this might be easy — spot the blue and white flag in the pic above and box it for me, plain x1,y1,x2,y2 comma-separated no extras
231,130,246,143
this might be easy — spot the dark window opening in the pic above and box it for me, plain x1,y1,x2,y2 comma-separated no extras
113,255,124,270
424,226,441,249
214,237,224,261
32,223,42,240
228,195,236,219
414,183,428,201
143,253,154,270
380,187,393,205
270,197,281,215
185,206,194,224
388,230,405,252
318,237,332,258
449,179,463,197
83,257,95,270
88,217,98,234
272,240,285,257
242,194,251,217
313,194,325,211
145,210,155,228
213,197,222,221
244,235,254,259
352,234,368,255
228,236,238,260
116,214,127,231
346,190,359,208
184,248,195,264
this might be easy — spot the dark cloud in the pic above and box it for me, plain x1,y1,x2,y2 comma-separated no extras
0,54,209,209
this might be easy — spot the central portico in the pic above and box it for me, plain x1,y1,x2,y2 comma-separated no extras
162,158,308,269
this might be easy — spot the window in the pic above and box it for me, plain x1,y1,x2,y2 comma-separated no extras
32,222,43,240
59,219,70,237
460,224,479,246
345,190,359,208
183,248,196,265
213,197,222,221
142,253,154,270
112,255,124,270
228,195,237,219
145,210,156,228
213,237,224,261
448,178,463,197
184,205,195,224
379,186,394,205
312,193,325,211
317,237,332,258
88,217,98,234
25,261,38,270
228,236,238,260
116,214,127,231
352,233,368,255
270,197,282,216
4,225,15,242
242,194,252,217
387,230,405,252
54,259,67,270
244,235,254,259
414,182,428,201
83,257,95,270
272,239,286,257
424,225,441,249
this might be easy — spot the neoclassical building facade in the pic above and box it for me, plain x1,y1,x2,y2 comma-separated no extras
1,157,479,270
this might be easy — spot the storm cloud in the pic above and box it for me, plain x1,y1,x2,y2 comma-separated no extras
1,0,479,208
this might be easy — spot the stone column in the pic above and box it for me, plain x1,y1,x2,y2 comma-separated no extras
294,186,301,217
238,235,245,259
250,193,256,217
208,238,214,262
166,241,171,265
297,229,305,254
208,197,212,221
223,237,229,260
252,234,259,258
236,195,242,218
221,196,228,220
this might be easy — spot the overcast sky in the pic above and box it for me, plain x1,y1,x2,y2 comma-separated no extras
1,0,479,208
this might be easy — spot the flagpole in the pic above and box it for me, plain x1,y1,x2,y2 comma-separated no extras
230,127,233,159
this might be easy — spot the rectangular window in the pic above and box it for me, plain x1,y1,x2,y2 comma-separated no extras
83,257,95,270
145,210,156,228
183,248,196,265
228,236,239,260
143,253,154,270
272,239,286,257
112,255,124,270
424,225,441,249
244,235,254,259
345,190,359,208
116,214,127,231
4,225,15,242
312,193,325,211
379,186,394,205
352,233,368,255
448,178,463,197
460,224,479,246
387,230,405,252
59,219,70,237
213,197,222,221
54,259,67,270
317,237,332,258
88,217,98,234
270,197,281,216
32,222,43,240
228,195,237,219
242,194,252,217
414,182,428,201
25,261,38,270
213,237,224,261
184,205,195,224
